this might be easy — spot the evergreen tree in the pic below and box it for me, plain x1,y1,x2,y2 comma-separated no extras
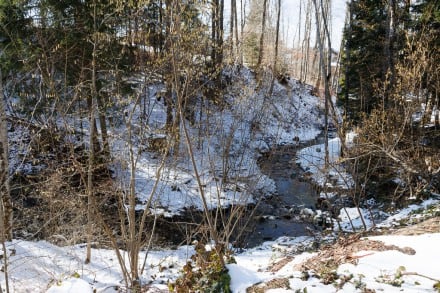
411,0,440,110
0,0,33,85
339,0,409,120
339,0,388,119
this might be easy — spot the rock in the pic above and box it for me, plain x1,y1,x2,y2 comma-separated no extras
300,207,316,220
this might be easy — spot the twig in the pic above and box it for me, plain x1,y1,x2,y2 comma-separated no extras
402,271,440,282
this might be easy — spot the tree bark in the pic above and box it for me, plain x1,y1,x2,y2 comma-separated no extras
344,0,352,110
233,0,239,62
240,0,245,66
85,0,98,264
96,94,110,158
312,0,332,168
0,69,12,242
269,0,282,96
256,0,268,70
230,0,235,60
384,0,396,107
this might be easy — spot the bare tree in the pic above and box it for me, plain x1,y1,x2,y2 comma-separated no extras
269,0,282,96
300,0,313,84
312,0,333,167
240,0,246,65
0,67,11,293
256,0,268,70
85,0,99,264
384,0,396,106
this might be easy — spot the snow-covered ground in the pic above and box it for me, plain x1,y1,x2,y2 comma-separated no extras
5,71,440,292
229,228,440,292
107,69,325,216
1,195,438,292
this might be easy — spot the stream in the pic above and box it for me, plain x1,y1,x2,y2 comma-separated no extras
243,144,319,247
152,137,330,248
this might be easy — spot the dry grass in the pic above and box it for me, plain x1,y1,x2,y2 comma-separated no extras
246,278,290,293
249,216,440,290
391,216,440,235
293,235,415,277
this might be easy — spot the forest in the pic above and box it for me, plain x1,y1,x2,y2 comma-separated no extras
0,0,439,292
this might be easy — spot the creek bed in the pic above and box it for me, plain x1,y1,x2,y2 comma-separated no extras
150,138,331,248
243,144,321,247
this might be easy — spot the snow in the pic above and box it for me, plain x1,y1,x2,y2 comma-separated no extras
228,225,440,293
2,135,440,292
6,209,430,293
297,137,354,188
378,198,440,227
104,70,326,217
336,207,374,232
227,264,265,292
1,240,195,292
47,278,93,293
337,233,440,292
4,70,440,292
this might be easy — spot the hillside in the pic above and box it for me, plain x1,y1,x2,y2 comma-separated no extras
2,72,440,292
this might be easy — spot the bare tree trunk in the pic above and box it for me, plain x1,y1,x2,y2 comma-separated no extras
301,0,312,83
384,0,396,106
230,0,235,60
0,68,11,293
211,0,224,88
269,0,282,96
85,1,98,264
96,94,110,158
344,0,352,109
212,0,224,68
127,110,140,288
234,0,240,63
219,0,225,68
257,0,268,70
0,69,12,241
212,0,218,65
312,0,332,168
240,0,245,66
322,0,332,168
296,0,302,77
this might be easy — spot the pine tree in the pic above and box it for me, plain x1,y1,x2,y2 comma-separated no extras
411,0,440,113
339,0,410,120
339,0,388,119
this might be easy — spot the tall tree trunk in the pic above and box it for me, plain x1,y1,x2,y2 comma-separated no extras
85,0,98,264
312,0,332,168
296,0,302,77
257,0,268,70
230,0,235,60
212,0,224,69
233,0,239,62
301,0,312,83
164,0,175,135
0,68,10,293
269,0,282,96
240,0,245,66
0,69,12,242
96,94,109,158
210,0,224,94
218,0,224,68
384,0,396,107
344,0,352,111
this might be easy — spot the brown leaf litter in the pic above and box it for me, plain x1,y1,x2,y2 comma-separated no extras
247,216,440,291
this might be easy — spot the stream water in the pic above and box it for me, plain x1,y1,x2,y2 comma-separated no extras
243,143,321,247
153,138,328,248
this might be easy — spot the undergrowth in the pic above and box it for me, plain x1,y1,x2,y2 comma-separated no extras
170,242,235,292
